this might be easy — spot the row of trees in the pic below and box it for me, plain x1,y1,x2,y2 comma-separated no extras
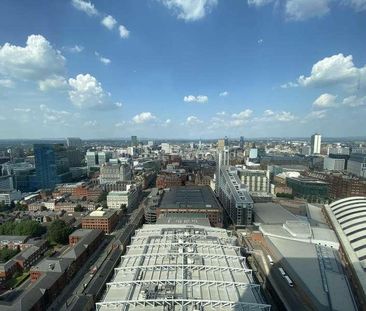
0,220,46,237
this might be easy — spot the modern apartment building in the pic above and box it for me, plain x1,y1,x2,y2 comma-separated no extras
217,166,253,227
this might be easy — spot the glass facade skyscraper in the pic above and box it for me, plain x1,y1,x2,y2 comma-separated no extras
33,144,71,189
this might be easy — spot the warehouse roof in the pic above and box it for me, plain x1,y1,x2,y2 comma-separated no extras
97,224,270,311
159,186,220,210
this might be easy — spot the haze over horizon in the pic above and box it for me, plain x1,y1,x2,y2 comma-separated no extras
0,0,365,139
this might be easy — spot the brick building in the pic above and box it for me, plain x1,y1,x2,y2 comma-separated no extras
81,209,118,234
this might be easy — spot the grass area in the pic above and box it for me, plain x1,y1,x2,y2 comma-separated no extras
6,272,29,289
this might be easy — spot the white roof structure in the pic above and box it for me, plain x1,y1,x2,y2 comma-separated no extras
325,197,366,296
97,224,270,311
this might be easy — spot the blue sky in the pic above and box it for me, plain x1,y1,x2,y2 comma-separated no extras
0,0,365,139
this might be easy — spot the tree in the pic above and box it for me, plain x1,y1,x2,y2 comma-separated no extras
74,204,84,212
97,192,107,203
47,220,72,245
0,220,45,237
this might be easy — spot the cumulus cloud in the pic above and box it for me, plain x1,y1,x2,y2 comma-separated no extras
257,39,264,44
68,74,120,109
257,110,297,122
285,0,330,21
133,112,157,124
101,15,117,30
298,54,366,90
232,109,253,119
343,95,366,107
0,34,65,81
83,120,98,127
0,79,14,88
186,115,203,125
64,45,84,53
313,93,338,109
216,111,226,116
183,95,208,103
71,0,98,16
305,110,327,120
40,104,71,125
280,81,298,89
95,52,111,65
343,0,366,12
247,0,274,7
248,0,366,21
39,75,68,91
219,91,229,97
160,0,218,21
115,121,126,128
119,25,130,39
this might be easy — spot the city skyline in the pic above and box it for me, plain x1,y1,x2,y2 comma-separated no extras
0,0,365,139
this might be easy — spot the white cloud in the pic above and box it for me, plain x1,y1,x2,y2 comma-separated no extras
232,109,253,119
101,15,117,30
68,73,120,109
95,52,111,65
71,0,98,16
285,0,330,21
160,0,218,21
40,104,71,125
343,95,366,107
216,111,226,116
247,0,274,7
298,54,366,91
14,108,31,113
0,34,65,81
119,25,130,39
183,95,208,103
313,93,338,109
219,91,229,96
39,75,68,91
0,79,14,88
343,0,366,12
257,39,264,44
257,110,297,122
186,115,203,125
133,112,156,124
115,102,123,108
165,119,171,124
306,110,327,120
115,121,126,128
83,120,98,127
280,81,298,88
263,109,275,116
64,45,84,53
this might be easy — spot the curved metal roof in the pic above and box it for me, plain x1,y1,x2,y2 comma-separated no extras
329,197,366,262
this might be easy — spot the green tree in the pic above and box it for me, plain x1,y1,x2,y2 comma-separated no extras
0,220,45,237
0,248,19,263
97,192,107,203
47,220,72,245
74,204,84,212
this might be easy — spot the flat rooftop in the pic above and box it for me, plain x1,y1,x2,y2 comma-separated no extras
159,186,220,210
97,224,270,311
254,203,298,224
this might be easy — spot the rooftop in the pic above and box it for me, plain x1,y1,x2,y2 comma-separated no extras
159,186,220,210
97,224,270,311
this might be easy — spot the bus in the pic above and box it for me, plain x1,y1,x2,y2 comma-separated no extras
267,255,274,265
284,275,294,287
278,267,286,277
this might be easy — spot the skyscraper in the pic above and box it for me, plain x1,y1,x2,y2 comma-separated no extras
311,133,321,154
239,136,244,149
33,144,71,189
131,135,138,147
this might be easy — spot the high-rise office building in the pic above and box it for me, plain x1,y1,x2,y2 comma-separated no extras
66,137,82,148
310,133,321,154
215,147,229,193
131,135,138,147
239,136,244,149
33,144,71,189
86,151,98,168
